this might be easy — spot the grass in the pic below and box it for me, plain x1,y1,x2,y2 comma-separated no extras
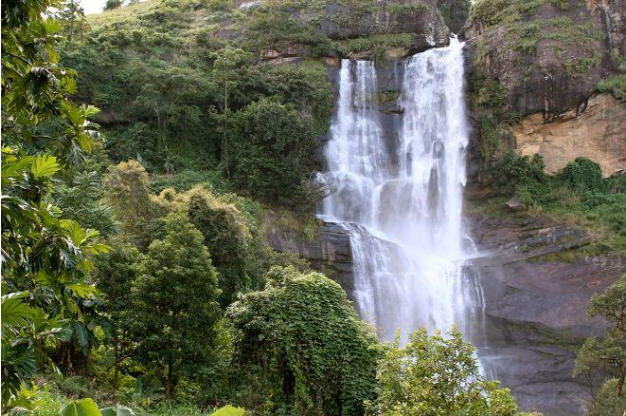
597,74,626,100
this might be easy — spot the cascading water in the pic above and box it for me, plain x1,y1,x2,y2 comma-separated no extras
320,38,484,343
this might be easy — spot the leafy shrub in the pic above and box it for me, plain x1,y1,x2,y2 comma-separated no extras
559,157,607,194
228,97,322,203
587,379,626,416
491,153,626,253
151,170,232,194
227,266,378,415
175,187,253,305
369,328,531,416
492,151,546,195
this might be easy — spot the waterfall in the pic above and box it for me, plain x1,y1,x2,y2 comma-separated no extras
321,38,482,342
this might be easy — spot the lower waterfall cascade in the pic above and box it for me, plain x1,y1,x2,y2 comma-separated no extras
320,37,487,346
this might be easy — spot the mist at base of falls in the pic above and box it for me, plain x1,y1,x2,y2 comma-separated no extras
319,38,487,347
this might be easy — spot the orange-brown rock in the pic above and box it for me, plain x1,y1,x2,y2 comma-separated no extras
513,93,625,176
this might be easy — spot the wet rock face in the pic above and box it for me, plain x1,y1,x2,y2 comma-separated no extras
467,209,625,415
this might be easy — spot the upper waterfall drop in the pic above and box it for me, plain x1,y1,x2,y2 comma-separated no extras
320,38,477,342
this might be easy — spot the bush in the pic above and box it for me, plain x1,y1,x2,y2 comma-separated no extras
228,98,322,203
559,157,606,194
226,266,378,415
587,378,626,416
369,327,529,416
596,74,626,100
491,153,626,254
176,187,253,305
492,151,546,195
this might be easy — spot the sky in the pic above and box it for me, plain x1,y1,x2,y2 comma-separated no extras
79,0,109,14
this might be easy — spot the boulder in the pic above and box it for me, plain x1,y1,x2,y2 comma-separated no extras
505,195,527,211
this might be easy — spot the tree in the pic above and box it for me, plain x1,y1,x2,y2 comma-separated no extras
94,240,142,389
102,160,166,248
131,211,221,399
177,187,252,306
589,274,626,334
133,60,216,173
226,266,378,415
1,0,104,409
55,167,117,237
370,327,535,416
574,275,626,399
55,0,87,42
228,97,321,202
210,47,253,176
586,378,626,416
104,0,123,11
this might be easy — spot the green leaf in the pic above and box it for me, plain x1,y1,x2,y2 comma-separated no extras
74,323,89,352
1,293,37,330
210,406,245,416
82,105,100,119
59,398,102,416
31,154,59,179
2,155,35,179
66,284,97,299
100,405,135,416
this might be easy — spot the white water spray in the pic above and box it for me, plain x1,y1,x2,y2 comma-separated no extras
321,38,482,342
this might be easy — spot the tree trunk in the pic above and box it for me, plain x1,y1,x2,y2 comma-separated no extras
164,362,174,400
223,82,230,177
113,335,120,390
616,364,625,397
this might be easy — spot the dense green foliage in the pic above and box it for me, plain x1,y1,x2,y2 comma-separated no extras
1,0,108,410
131,211,222,399
59,0,334,205
227,266,379,415
468,75,519,159
586,379,626,416
596,74,626,100
369,328,537,416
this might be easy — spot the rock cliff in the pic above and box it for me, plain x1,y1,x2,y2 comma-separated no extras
234,0,451,62
463,0,625,178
